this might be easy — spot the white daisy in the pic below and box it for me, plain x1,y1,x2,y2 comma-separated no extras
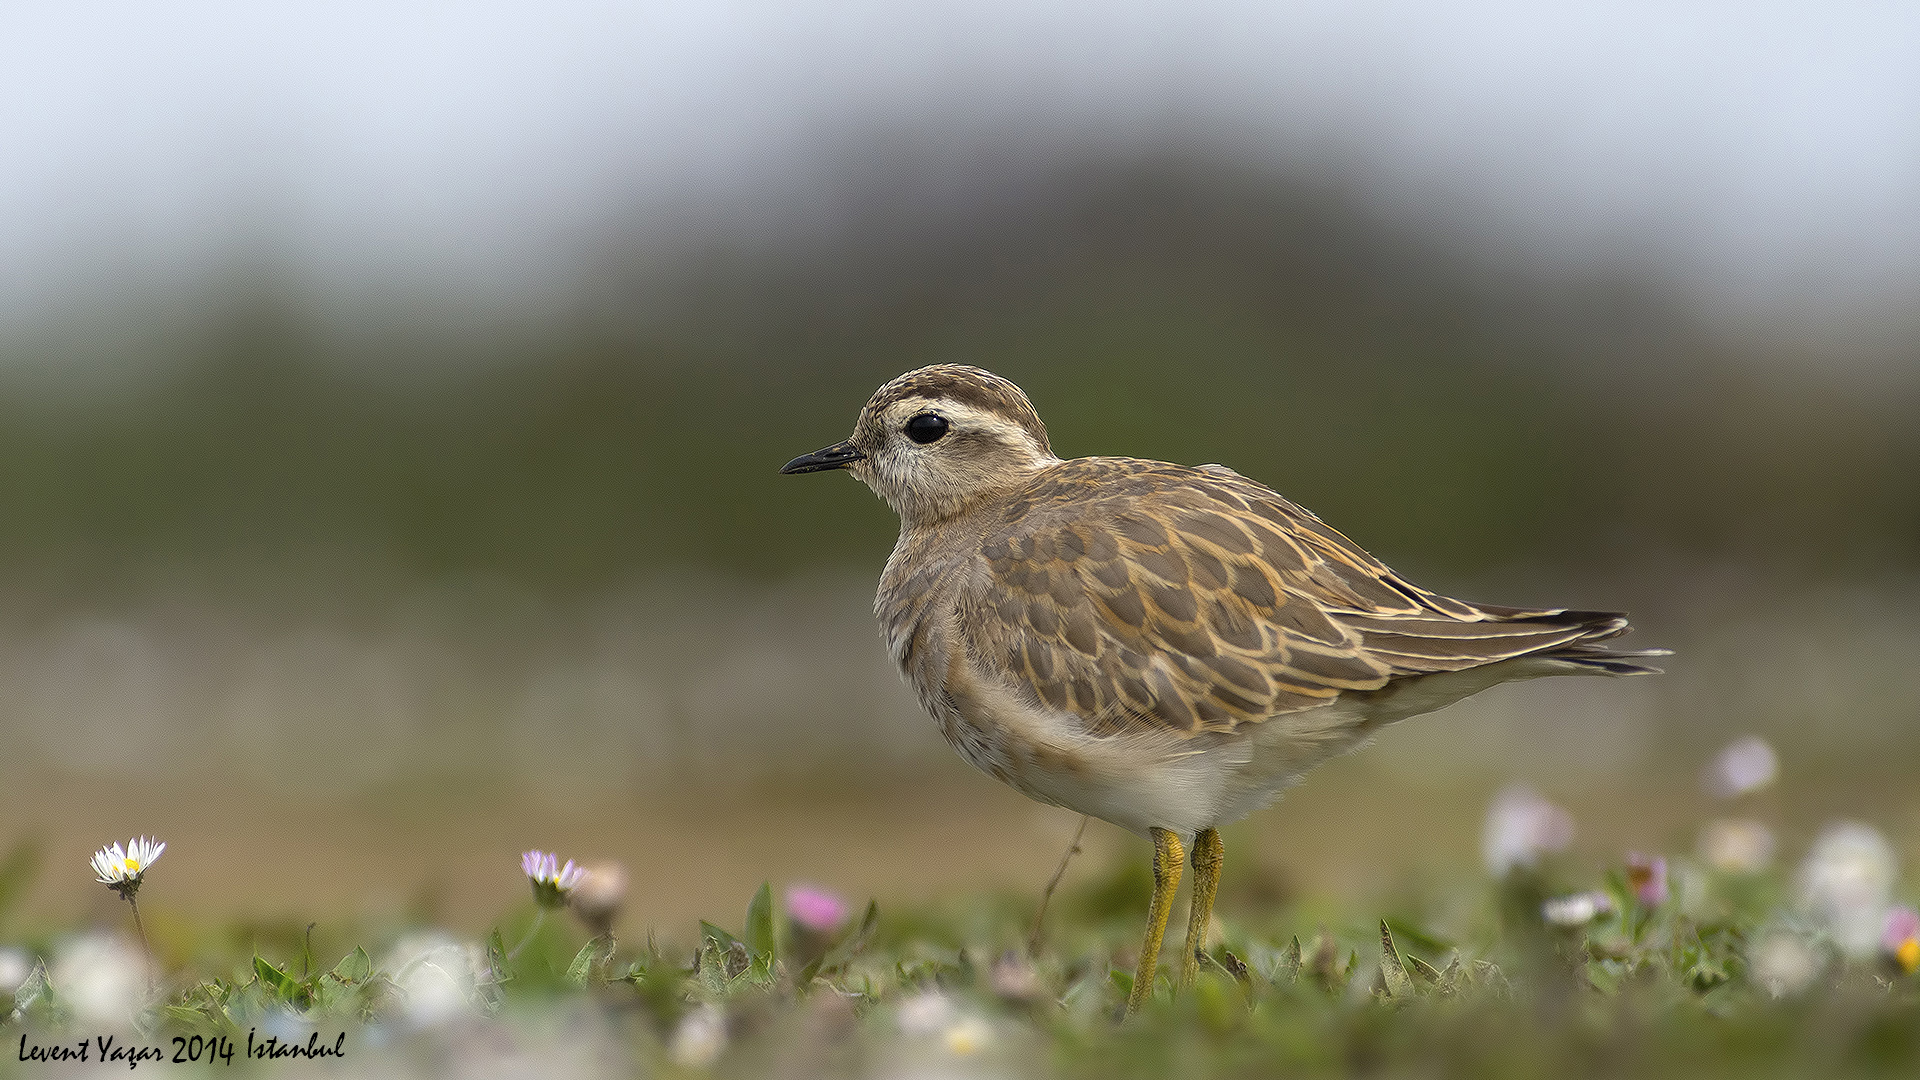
521,849,587,908
52,933,153,1027
382,933,485,1027
1542,891,1615,927
669,1003,728,1068
1481,785,1575,877
1797,821,1897,958
90,837,165,897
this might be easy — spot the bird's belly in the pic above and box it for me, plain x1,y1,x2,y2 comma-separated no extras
1199,700,1382,829
960,722,1224,840
930,680,1383,840
925,678,1325,839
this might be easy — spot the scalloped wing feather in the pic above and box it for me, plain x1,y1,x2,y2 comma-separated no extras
955,458,1642,738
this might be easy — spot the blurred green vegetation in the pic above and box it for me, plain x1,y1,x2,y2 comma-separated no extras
0,152,1913,599
6,837,1919,1078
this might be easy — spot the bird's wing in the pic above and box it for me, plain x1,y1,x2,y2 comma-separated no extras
954,458,1629,738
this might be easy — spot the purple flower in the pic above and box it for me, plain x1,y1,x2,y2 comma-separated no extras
1627,853,1668,907
785,884,850,934
522,849,586,909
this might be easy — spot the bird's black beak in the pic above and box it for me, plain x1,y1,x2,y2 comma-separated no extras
780,439,866,475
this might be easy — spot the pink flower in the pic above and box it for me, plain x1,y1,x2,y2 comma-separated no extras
1883,905,1920,948
1882,906,1920,974
785,884,850,934
1627,853,1668,907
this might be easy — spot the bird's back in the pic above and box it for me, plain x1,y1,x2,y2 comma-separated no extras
883,455,1660,749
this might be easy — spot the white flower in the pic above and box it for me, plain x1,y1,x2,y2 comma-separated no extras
1702,736,1779,798
255,1007,315,1044
1698,819,1776,873
572,862,628,923
1797,821,1897,959
895,990,958,1036
893,990,994,1058
382,933,484,1027
1542,891,1615,927
1749,932,1822,998
89,837,165,895
0,946,32,996
1481,785,1575,876
521,850,587,908
669,1003,728,1068
51,933,151,1029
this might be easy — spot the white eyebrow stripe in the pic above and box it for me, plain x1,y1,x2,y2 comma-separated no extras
889,397,1053,457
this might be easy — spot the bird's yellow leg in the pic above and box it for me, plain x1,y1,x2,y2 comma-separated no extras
1179,827,1223,987
1126,827,1185,1016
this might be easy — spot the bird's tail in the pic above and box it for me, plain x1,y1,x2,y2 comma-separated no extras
1498,608,1670,675
1348,603,1669,677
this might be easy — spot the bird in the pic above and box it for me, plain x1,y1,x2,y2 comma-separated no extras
780,364,1665,1015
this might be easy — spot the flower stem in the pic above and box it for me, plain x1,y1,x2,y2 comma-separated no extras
508,908,548,962
126,894,159,992
1028,814,1090,956
127,895,152,955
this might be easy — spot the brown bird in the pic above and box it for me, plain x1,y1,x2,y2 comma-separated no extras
782,364,1663,1014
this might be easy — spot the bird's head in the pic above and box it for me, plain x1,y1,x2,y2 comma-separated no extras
781,365,1058,527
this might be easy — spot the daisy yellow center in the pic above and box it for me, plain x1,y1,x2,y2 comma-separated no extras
1898,938,1920,975
124,858,141,873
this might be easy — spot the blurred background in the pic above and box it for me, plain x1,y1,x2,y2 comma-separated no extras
2,0,1917,942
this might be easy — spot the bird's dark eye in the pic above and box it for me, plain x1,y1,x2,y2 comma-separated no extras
904,413,949,444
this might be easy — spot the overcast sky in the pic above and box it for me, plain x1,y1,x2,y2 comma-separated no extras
3,0,1917,349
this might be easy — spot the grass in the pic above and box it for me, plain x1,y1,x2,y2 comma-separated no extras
3,832,1918,1079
